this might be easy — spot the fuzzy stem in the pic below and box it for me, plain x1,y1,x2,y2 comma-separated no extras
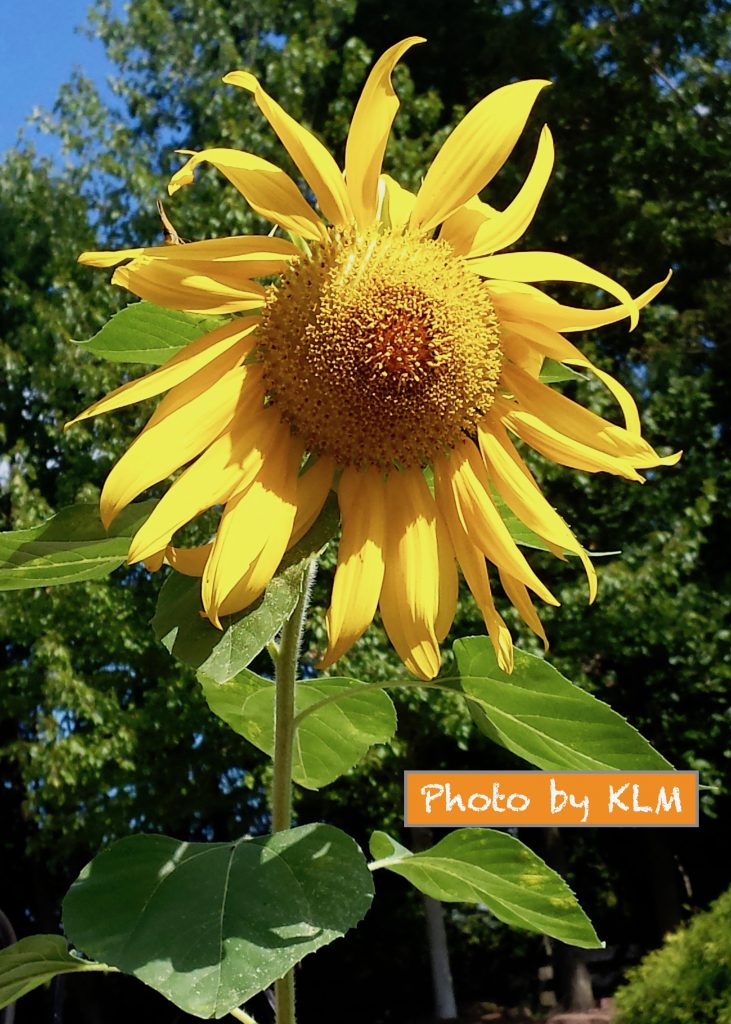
270,561,315,1024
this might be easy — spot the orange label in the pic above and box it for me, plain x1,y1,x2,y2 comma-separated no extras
404,771,698,827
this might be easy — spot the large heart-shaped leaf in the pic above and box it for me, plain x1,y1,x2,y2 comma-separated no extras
454,637,671,770
369,829,601,948
63,825,373,1019
0,501,156,590
152,495,339,681
200,672,396,789
74,302,228,364
0,934,112,1011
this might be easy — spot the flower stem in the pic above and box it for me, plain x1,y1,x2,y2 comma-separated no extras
270,561,315,1024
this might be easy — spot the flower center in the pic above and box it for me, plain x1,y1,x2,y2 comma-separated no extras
257,228,502,468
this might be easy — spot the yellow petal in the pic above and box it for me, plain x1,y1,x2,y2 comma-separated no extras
503,363,660,462
470,251,640,329
112,257,266,315
495,396,645,480
79,233,299,270
66,318,258,427
224,71,353,227
100,360,249,527
491,271,671,333
345,37,425,230
434,458,514,673
288,456,336,549
169,148,326,241
379,174,417,231
319,466,387,669
498,569,548,650
166,543,213,576
443,438,558,606
478,421,597,602
410,79,550,234
378,468,441,680
435,511,458,642
127,383,277,562
441,125,554,257
202,430,302,626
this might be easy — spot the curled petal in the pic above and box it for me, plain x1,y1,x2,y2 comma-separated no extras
442,125,554,257
169,148,326,241
410,79,550,234
345,37,425,230
470,251,640,329
112,257,266,315
224,71,353,227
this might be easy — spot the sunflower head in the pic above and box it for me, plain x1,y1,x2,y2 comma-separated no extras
73,37,679,680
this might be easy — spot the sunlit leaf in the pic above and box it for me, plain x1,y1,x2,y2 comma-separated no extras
369,828,601,947
63,825,374,1018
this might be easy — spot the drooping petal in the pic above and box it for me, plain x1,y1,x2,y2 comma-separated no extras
441,125,554,257
491,271,671,333
498,568,548,650
127,385,279,563
345,37,425,230
441,438,558,606
410,79,550,234
478,421,597,602
494,396,645,480
112,256,266,315
224,71,353,227
320,467,387,669
434,457,513,673
378,468,441,680
380,174,417,231
166,543,213,577
169,148,326,241
435,511,458,642
502,363,666,463
288,456,336,549
79,234,299,271
469,251,640,329
202,429,302,626
100,360,249,527
66,318,258,427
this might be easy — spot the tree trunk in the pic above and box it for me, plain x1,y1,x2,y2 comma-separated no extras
542,828,596,1012
413,829,459,1022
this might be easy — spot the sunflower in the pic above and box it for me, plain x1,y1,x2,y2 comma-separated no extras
71,37,679,680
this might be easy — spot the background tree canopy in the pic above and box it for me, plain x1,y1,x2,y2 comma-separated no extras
1,1,729,1021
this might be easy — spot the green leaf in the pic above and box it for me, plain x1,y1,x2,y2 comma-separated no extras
74,301,229,364
454,637,672,770
369,829,601,948
0,501,156,591
62,825,374,1019
151,494,339,681
539,359,587,384
0,934,112,1010
200,672,397,789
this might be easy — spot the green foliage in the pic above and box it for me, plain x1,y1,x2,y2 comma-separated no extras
75,301,228,365
453,637,671,771
370,828,601,948
614,889,731,1024
62,825,374,1018
0,934,112,1010
201,671,397,789
0,501,155,588
151,495,339,680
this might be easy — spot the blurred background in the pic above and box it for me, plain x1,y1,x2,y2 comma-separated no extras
1,1,729,1021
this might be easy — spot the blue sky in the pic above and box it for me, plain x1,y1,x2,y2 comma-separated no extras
0,1,116,157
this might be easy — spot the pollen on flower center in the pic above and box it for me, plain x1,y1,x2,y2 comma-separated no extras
257,228,503,468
